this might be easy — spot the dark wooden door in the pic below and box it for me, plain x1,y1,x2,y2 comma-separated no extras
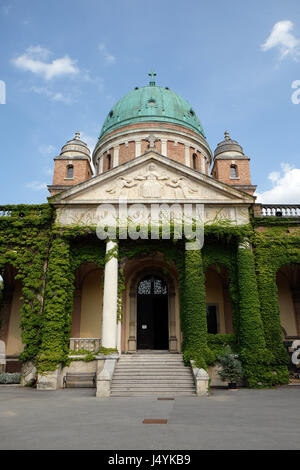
137,276,168,350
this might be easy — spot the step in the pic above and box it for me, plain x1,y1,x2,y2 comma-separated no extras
119,355,183,359
111,387,195,392
111,391,196,398
119,356,183,360
118,363,185,366
112,378,194,382
118,355,183,359
118,362,185,365
112,384,195,388
113,370,190,374
116,364,188,368
110,353,195,397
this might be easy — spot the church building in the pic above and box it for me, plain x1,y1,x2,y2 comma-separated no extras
0,73,299,396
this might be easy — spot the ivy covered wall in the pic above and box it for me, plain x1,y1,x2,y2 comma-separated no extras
0,205,54,363
252,223,300,385
0,204,299,387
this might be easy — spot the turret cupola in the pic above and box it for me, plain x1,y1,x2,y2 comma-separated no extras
48,132,93,196
211,131,256,196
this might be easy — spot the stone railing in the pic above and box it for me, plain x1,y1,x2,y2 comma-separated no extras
69,338,101,352
0,205,47,218
254,204,300,218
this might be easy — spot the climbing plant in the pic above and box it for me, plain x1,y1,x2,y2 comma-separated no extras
38,232,106,373
252,225,300,384
0,203,298,389
0,205,54,363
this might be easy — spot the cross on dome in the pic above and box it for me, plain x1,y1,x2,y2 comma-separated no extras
148,70,156,86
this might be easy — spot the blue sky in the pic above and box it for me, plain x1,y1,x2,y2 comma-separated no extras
1,0,300,204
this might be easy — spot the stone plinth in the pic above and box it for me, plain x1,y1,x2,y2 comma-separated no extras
191,361,210,396
37,365,61,390
96,357,118,398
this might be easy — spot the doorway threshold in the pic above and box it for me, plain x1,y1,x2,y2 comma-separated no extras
136,350,175,354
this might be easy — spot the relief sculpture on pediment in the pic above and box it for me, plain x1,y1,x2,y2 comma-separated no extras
105,163,200,199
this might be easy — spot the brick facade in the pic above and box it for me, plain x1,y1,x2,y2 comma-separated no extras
51,159,93,189
167,141,185,165
212,159,251,186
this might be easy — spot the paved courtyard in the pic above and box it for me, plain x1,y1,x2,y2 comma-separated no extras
0,386,299,450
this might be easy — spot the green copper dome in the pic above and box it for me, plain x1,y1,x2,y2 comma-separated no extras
99,76,205,139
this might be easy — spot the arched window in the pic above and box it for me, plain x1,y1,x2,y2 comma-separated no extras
230,164,238,178
67,165,74,179
192,153,197,170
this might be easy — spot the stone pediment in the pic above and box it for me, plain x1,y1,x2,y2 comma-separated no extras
51,152,254,205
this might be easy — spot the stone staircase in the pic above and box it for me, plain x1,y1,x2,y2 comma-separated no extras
110,352,196,397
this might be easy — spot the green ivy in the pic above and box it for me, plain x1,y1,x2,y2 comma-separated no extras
236,243,276,387
0,204,298,389
37,237,73,373
182,247,208,368
0,205,54,363
68,346,118,362
252,226,300,385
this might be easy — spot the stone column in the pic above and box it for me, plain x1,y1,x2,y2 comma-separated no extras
161,139,167,157
135,140,142,158
0,340,6,372
99,155,104,174
128,289,137,351
184,145,190,167
168,290,177,352
102,240,118,349
113,146,119,168
116,321,122,355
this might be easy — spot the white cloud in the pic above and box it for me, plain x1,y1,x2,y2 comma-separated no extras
26,181,48,191
83,72,105,91
98,43,116,65
38,144,56,156
255,163,300,203
31,86,72,104
12,46,79,80
261,20,300,61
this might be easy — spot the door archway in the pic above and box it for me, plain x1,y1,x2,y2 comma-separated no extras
137,275,168,350
124,263,180,353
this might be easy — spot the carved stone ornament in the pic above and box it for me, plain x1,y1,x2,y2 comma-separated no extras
105,163,199,199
